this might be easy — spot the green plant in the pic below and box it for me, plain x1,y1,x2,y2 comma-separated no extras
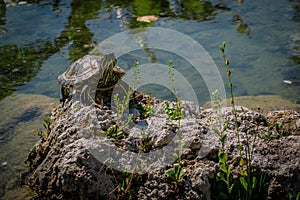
139,133,152,153
107,61,140,138
238,160,267,200
137,96,155,118
258,131,279,141
211,90,229,153
43,116,51,133
168,143,186,184
168,161,186,184
217,151,234,196
111,170,135,200
213,42,268,200
163,60,186,186
219,42,242,155
163,101,184,121
106,124,126,139
118,171,133,193
288,192,300,200
164,60,184,126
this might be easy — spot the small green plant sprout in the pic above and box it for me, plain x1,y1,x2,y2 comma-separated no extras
115,170,135,200
107,94,132,139
165,60,186,186
108,61,140,138
164,60,184,128
168,60,178,96
288,192,300,200
217,151,234,197
163,101,184,121
168,143,186,184
106,124,125,139
132,61,140,90
211,89,234,198
139,133,152,153
43,116,51,132
137,96,155,119
168,161,186,184
238,166,268,200
211,90,229,153
33,115,52,139
258,131,279,141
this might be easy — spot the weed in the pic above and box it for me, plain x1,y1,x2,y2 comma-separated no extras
107,61,140,138
137,96,155,118
106,124,126,139
213,42,268,200
211,90,229,153
258,131,279,141
288,192,300,200
168,161,186,184
217,151,234,196
164,60,184,127
168,143,186,184
43,116,51,133
117,171,134,198
219,41,242,155
163,60,186,187
139,133,152,153
163,101,184,121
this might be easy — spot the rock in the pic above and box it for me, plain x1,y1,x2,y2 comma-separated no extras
26,95,300,199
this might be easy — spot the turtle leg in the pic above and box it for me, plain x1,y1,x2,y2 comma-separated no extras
60,86,71,104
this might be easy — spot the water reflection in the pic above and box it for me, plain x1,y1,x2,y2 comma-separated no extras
291,0,300,22
106,0,217,28
232,14,251,38
0,42,56,99
289,0,300,65
0,0,226,100
0,0,297,101
0,0,101,100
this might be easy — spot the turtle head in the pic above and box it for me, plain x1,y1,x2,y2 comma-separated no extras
113,65,126,77
98,53,126,87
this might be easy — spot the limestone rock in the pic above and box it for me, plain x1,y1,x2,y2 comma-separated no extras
26,97,300,200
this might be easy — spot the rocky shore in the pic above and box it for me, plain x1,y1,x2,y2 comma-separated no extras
25,93,300,200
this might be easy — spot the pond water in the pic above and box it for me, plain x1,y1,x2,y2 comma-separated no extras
0,0,299,198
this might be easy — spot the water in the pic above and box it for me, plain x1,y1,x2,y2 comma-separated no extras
0,0,299,198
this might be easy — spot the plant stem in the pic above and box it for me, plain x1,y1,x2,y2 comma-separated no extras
220,42,242,157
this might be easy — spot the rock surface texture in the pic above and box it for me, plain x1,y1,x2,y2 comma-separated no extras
26,97,300,200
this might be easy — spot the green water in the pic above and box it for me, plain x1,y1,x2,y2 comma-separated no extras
0,0,299,198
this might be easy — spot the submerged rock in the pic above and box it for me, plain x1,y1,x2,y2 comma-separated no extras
26,95,300,200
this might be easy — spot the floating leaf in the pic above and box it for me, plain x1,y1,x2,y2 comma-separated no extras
137,15,159,23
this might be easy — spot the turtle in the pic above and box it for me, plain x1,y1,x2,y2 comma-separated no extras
58,53,126,106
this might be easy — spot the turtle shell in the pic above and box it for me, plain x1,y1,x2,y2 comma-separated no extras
58,53,116,86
